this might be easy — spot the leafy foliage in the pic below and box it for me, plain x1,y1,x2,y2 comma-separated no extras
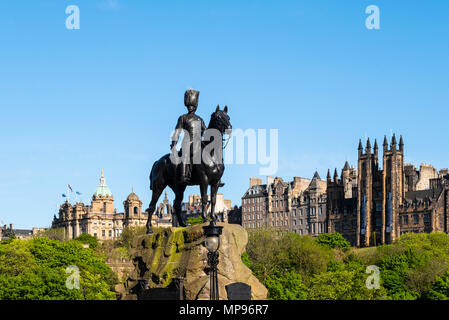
74,233,99,249
265,269,307,300
187,216,205,225
245,229,449,300
316,233,351,251
0,237,117,300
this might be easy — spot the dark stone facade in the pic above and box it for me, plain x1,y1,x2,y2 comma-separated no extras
241,134,449,248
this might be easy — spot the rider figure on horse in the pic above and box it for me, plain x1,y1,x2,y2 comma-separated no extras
170,88,225,187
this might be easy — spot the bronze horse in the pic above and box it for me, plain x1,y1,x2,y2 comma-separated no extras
146,106,232,234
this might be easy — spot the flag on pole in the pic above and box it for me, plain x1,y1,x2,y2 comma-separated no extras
68,184,73,192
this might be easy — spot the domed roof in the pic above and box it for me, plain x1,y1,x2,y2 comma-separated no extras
127,191,139,201
93,170,113,197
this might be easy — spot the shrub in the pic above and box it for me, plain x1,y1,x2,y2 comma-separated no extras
316,233,351,251
187,216,205,225
74,233,99,249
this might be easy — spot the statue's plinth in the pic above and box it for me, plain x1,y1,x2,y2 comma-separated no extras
116,223,267,300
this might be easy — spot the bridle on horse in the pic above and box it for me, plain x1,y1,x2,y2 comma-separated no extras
213,111,231,150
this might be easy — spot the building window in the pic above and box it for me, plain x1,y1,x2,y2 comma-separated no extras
403,216,409,225
109,230,112,238
375,202,382,212
102,230,105,238
424,213,430,223
413,215,419,225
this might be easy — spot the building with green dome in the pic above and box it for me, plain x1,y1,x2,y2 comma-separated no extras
52,170,148,240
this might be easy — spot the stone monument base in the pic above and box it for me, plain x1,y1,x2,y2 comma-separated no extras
115,222,267,300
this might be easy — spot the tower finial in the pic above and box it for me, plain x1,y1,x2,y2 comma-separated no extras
391,133,397,146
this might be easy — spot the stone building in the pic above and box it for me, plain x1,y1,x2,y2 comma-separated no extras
0,224,45,240
291,172,327,236
227,205,242,225
242,134,449,247
328,135,449,247
241,174,328,236
154,192,175,227
327,164,359,245
52,170,148,240
181,193,231,222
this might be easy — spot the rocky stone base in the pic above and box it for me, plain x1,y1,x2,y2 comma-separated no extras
115,222,267,300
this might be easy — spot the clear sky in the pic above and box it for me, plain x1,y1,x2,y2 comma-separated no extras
0,0,448,229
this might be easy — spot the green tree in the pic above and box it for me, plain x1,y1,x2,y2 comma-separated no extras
422,271,449,300
264,269,307,300
0,238,117,300
74,233,99,249
316,233,351,251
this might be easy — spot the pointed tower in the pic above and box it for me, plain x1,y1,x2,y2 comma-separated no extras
391,134,397,150
373,139,379,169
399,135,404,153
383,135,388,152
357,136,377,247
366,138,371,154
333,168,339,183
382,133,405,244
358,139,363,157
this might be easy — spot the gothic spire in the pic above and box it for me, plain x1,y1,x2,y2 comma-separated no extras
391,133,397,148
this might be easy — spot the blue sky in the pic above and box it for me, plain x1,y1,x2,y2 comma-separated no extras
0,0,448,228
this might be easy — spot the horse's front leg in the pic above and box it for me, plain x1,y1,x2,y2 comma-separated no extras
199,180,208,221
173,184,187,227
210,183,219,222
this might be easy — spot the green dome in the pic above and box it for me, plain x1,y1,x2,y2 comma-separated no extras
93,170,113,197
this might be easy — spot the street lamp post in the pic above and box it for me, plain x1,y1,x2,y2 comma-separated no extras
202,220,223,300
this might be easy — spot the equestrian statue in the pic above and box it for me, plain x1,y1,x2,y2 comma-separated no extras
145,89,232,234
